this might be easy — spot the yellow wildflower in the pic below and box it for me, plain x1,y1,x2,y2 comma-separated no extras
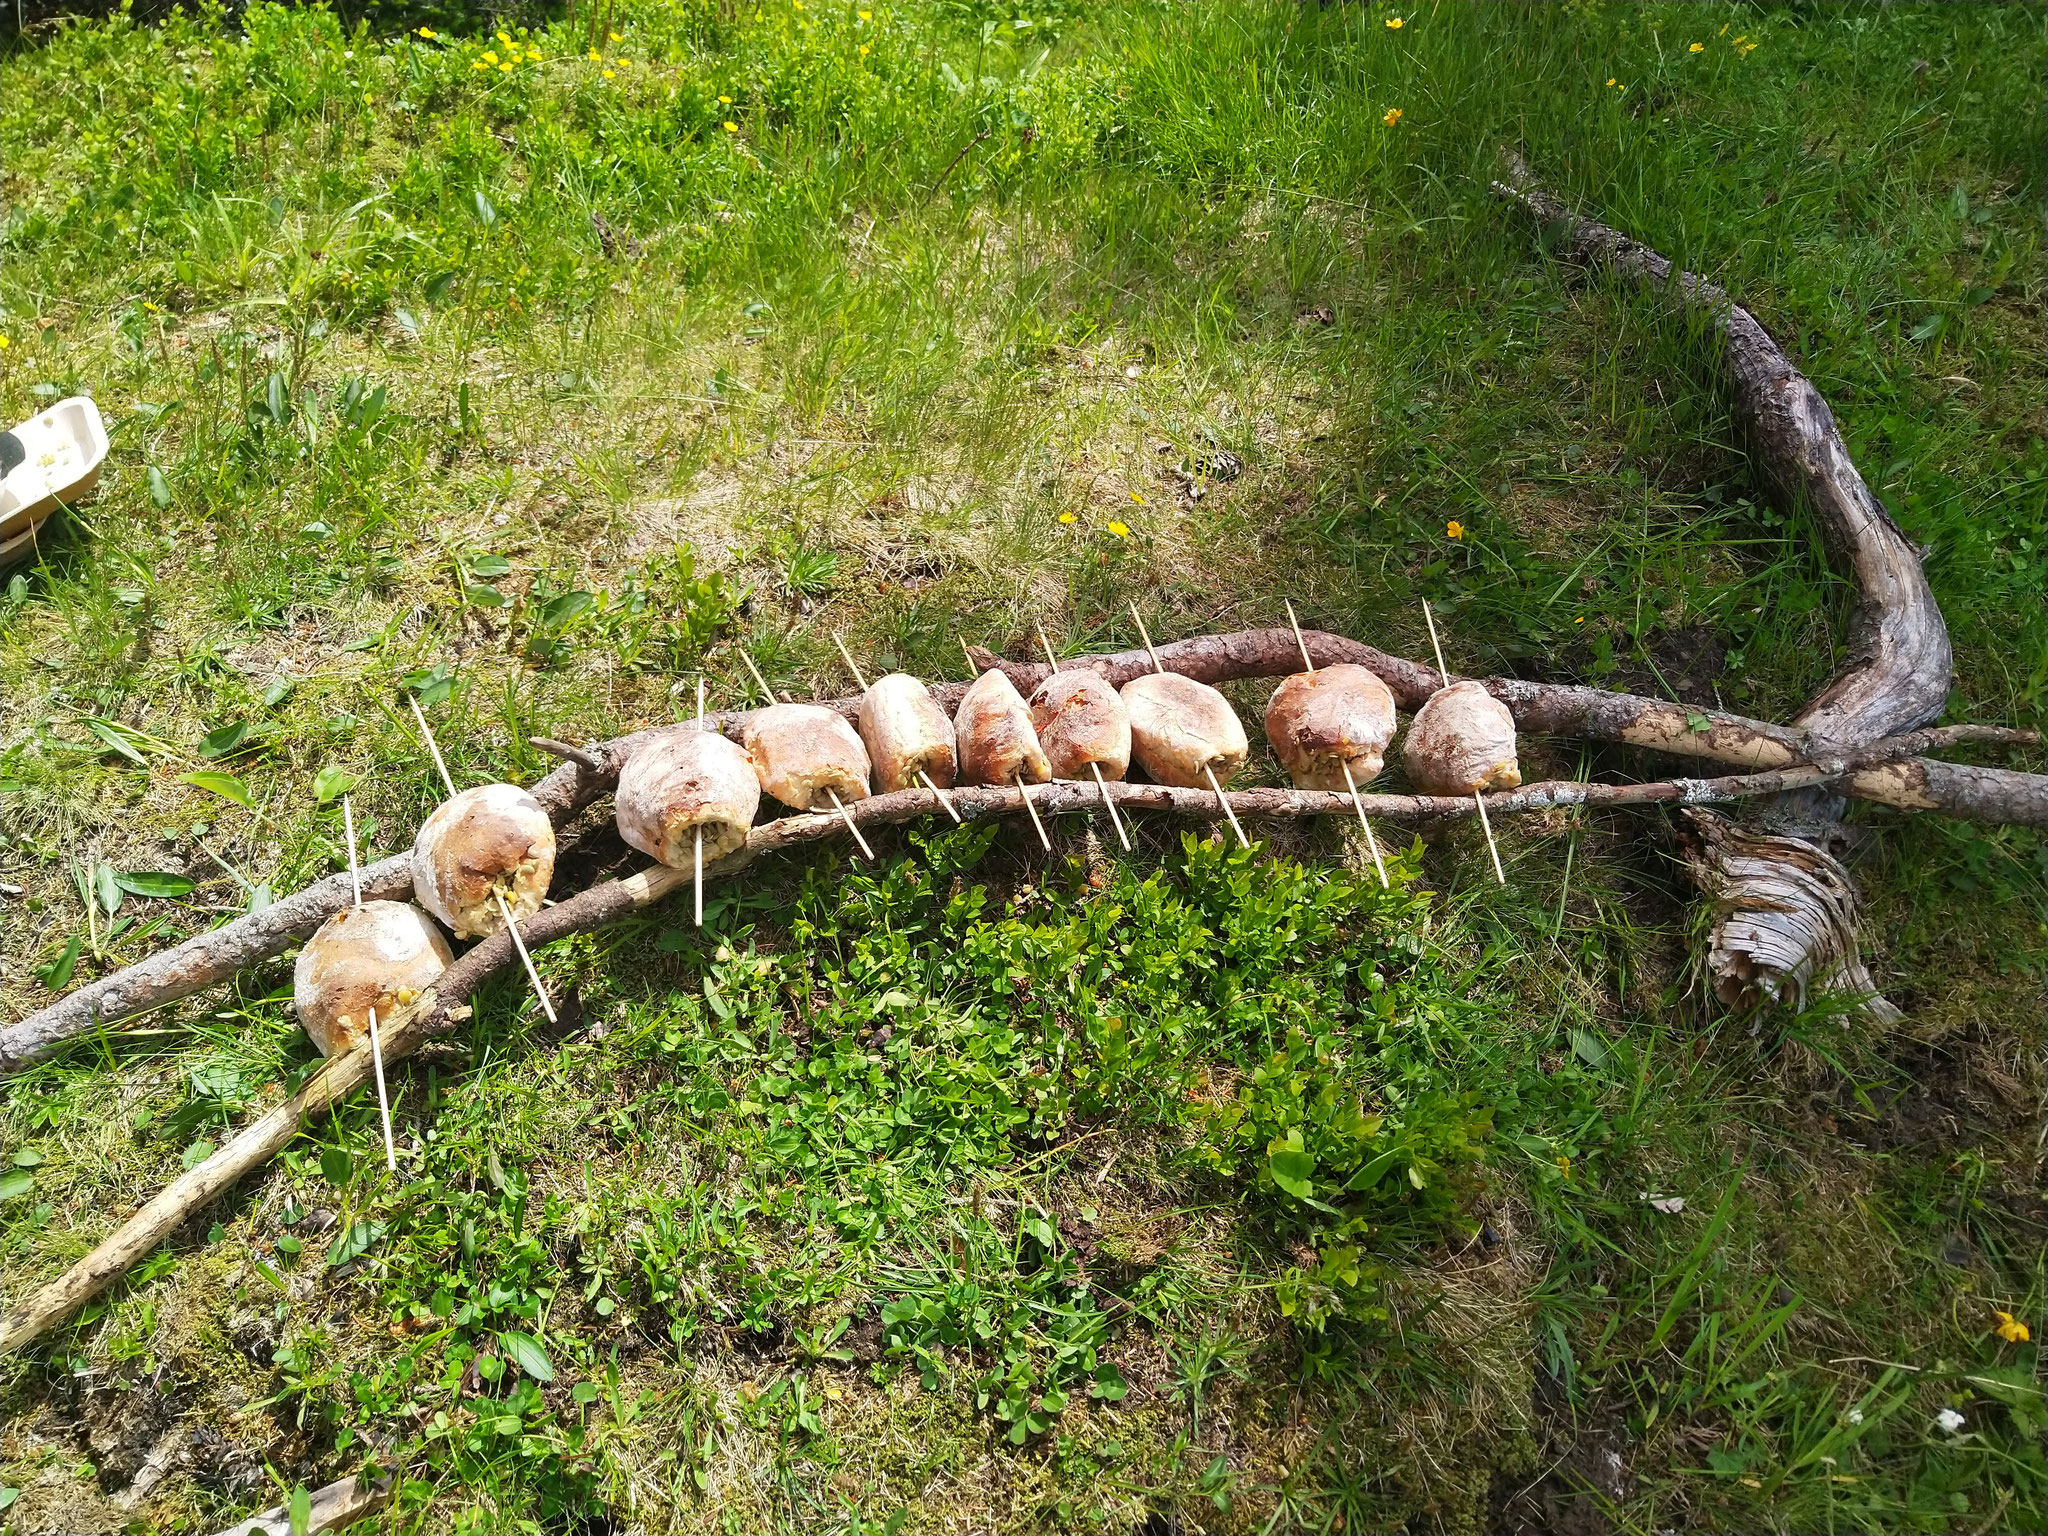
1689,42,1704,53
1107,521,1130,538
1385,16,1402,28
1446,520,1463,539
859,43,869,55
719,94,733,103
1383,107,1402,126
472,59,487,70
609,30,623,41
1606,77,1617,87
528,50,542,62
1574,616,1584,624
0,335,10,349
1058,512,1076,524
724,120,738,132
1556,1155,1571,1177
858,7,872,18
497,30,512,45
589,47,602,60
1994,1310,2031,1343
616,57,630,66
482,50,498,63
417,26,436,39
1129,491,1146,505
604,69,616,79
500,62,513,72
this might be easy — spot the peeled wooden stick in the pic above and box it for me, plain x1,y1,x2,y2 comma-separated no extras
695,678,706,928
408,694,458,798
340,796,396,1170
834,632,870,691
1423,599,1506,884
1038,622,1130,851
1129,602,1165,673
1288,600,1387,886
208,1469,393,1536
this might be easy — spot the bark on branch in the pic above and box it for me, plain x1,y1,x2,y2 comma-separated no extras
6,630,2043,1075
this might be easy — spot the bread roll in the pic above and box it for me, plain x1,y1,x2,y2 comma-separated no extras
293,900,453,1057
1028,669,1131,780
956,668,1052,786
616,723,762,865
741,704,872,810
1263,664,1397,791
1120,672,1248,789
857,673,958,792
410,783,556,939
1403,680,1521,795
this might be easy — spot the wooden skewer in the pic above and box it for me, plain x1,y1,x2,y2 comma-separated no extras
408,694,459,798
1290,601,1386,886
825,787,876,860
1420,599,1505,884
492,889,557,1022
694,678,706,929
1037,622,1130,851
365,1007,397,1173
342,795,362,908
1016,773,1050,850
1202,763,1249,849
341,795,397,1172
958,635,981,677
1285,598,1315,673
1128,603,1165,673
833,633,869,692
738,647,780,705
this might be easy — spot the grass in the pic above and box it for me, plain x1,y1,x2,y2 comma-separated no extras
1,1,2043,1531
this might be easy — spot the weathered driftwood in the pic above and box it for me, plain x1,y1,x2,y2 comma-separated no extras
5,629,2043,1075
209,1472,392,1536
1490,152,1960,1018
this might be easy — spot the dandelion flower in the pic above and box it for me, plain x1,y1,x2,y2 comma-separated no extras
483,50,498,63
1129,491,1146,505
497,30,512,44
528,50,542,62
604,68,615,78
1688,42,1704,53
616,57,630,66
589,47,602,60
500,62,513,72
1935,1408,1965,1435
609,30,623,41
1383,107,1402,126
0,336,10,349
719,94,733,103
1606,77,1616,87
859,43,869,55
417,26,436,39
472,59,488,70
1574,616,1584,624
1385,16,1402,28
1446,520,1463,539
858,7,872,18
724,120,738,132
1107,521,1130,538
1994,1310,2031,1343
1058,512,1076,524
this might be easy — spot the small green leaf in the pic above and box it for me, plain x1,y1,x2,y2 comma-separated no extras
147,464,172,508
115,871,197,899
181,1139,217,1168
288,1483,312,1536
1268,1146,1317,1200
0,1169,34,1202
1569,1027,1608,1068
467,552,512,578
35,935,82,990
312,765,358,805
423,270,459,305
499,1330,555,1382
1908,312,1947,344
95,861,123,916
473,189,498,228
327,1218,387,1266
13,1148,43,1168
180,770,252,808
262,674,295,708
86,718,151,766
320,1146,353,1187
199,720,261,759
538,590,595,629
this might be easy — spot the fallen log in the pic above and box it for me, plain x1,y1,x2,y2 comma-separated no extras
4,630,2042,1075
1492,150,1956,1018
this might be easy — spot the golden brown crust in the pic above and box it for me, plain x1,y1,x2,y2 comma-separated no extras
1028,670,1131,780
411,783,557,939
956,669,1051,786
741,704,872,810
615,724,762,866
292,900,453,1057
1264,665,1397,792
1120,672,1249,789
858,674,958,792
1403,681,1522,795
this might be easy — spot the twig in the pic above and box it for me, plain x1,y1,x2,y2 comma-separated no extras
924,129,991,205
529,737,607,773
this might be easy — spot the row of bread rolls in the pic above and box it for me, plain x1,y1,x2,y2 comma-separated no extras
293,646,1518,1057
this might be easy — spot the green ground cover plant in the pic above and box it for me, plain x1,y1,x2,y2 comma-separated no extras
0,1,2042,1531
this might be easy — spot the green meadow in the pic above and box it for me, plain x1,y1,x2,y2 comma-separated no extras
0,2,2041,1531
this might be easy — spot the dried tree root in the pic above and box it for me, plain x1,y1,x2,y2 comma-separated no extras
1493,151,1959,1017
6,629,2042,1075
209,1471,392,1536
